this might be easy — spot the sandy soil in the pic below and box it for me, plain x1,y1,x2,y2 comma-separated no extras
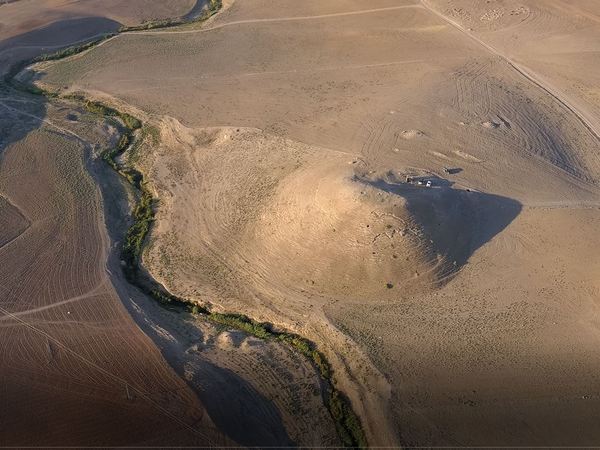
93,137,341,447
14,0,600,446
424,0,600,137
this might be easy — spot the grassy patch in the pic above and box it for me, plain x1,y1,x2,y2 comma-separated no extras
207,0,223,14
119,18,185,32
329,390,368,448
70,95,142,130
121,188,153,280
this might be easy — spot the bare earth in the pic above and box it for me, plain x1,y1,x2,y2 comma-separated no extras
0,3,230,446
1,1,340,446
4,0,600,446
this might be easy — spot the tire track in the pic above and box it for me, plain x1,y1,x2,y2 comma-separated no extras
420,0,600,142
0,279,107,321
0,304,216,445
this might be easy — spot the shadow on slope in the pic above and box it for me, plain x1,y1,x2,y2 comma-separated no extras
0,14,125,154
0,17,121,77
358,172,522,278
183,0,209,21
189,360,295,448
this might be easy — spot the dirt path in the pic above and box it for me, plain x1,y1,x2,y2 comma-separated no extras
85,4,426,53
130,4,423,35
0,280,107,321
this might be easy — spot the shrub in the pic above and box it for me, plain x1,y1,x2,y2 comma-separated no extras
209,313,273,339
328,390,368,448
121,113,142,130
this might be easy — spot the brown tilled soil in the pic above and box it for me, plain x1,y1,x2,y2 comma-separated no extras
6,0,600,446
0,4,228,445
0,99,229,446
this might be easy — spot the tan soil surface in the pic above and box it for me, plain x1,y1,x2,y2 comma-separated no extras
424,0,600,136
16,0,600,446
1,2,343,446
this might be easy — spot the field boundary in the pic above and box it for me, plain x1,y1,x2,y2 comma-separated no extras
2,2,368,447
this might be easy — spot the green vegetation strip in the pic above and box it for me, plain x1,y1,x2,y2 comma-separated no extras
119,0,222,32
3,1,367,446
79,99,367,448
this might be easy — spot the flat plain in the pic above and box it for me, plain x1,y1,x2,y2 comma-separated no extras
3,0,600,446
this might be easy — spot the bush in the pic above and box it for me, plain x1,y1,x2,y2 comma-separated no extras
121,113,142,130
209,314,363,447
328,390,368,448
81,99,141,131
210,313,273,339
121,188,154,280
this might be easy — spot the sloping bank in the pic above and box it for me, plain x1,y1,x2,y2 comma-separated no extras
5,2,367,447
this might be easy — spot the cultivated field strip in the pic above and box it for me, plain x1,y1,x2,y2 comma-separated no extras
0,111,224,445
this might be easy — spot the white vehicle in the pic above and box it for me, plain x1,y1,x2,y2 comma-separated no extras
426,180,432,187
